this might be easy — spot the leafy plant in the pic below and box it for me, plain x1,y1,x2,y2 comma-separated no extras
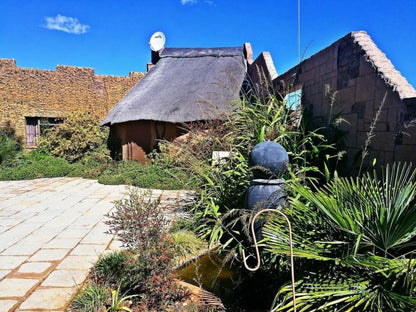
105,189,167,250
107,287,137,312
104,189,190,310
39,111,111,163
191,88,339,261
71,284,108,312
0,154,72,180
91,251,131,289
227,90,333,179
0,121,22,166
263,163,416,311
194,151,253,255
98,160,200,190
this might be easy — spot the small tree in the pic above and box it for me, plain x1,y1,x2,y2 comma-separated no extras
39,111,110,163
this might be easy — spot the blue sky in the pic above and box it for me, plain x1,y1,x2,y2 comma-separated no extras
1,0,415,87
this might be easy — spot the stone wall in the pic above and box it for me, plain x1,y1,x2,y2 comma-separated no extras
0,58,143,145
274,33,416,173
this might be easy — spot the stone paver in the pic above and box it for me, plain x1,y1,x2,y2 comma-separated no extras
0,256,28,269
17,262,52,274
29,249,70,262
0,300,18,311
18,288,74,311
41,269,87,287
0,177,194,311
0,270,10,280
56,255,98,271
0,278,39,297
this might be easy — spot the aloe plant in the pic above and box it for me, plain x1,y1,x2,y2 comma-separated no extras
107,286,138,312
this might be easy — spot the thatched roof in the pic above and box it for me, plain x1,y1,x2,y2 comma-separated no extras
101,46,247,126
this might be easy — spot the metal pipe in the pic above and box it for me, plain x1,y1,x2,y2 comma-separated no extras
242,208,296,312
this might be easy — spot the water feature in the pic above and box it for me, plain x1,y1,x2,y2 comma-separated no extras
176,251,281,311
176,142,291,311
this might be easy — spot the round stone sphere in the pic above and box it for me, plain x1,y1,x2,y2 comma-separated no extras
249,141,289,178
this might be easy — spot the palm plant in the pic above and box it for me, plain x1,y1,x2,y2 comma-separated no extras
263,163,416,311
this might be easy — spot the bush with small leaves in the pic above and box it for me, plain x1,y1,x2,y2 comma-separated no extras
39,111,111,163
0,154,72,180
0,121,22,166
104,189,190,310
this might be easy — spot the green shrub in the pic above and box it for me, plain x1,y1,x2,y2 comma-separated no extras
0,155,72,180
71,284,108,312
0,121,22,166
185,87,345,266
104,189,190,309
68,158,112,179
265,163,416,311
98,161,200,190
39,111,111,163
91,250,131,290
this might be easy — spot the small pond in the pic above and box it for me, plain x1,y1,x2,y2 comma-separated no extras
176,251,281,311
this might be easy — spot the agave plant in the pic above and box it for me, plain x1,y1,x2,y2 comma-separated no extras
263,163,416,311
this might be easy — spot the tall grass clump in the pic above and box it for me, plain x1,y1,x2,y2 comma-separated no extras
71,284,108,312
358,92,387,175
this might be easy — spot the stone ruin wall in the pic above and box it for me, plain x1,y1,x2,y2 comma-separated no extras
275,34,416,173
0,58,144,144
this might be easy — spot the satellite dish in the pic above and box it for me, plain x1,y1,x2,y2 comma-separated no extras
149,32,166,52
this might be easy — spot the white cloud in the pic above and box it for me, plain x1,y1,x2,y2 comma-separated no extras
180,0,214,5
43,14,90,35
181,0,198,5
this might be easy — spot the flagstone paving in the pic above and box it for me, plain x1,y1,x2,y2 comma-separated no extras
0,177,194,312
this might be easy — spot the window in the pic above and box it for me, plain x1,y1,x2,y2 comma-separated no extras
25,117,64,146
284,88,302,110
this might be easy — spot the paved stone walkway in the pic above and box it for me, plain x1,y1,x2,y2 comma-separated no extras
0,177,194,312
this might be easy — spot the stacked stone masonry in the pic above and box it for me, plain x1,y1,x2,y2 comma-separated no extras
274,31,416,173
0,58,144,146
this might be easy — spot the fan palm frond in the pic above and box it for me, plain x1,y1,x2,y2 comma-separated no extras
262,163,416,311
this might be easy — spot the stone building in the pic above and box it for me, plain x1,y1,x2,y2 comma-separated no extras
274,31,416,173
0,59,143,147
